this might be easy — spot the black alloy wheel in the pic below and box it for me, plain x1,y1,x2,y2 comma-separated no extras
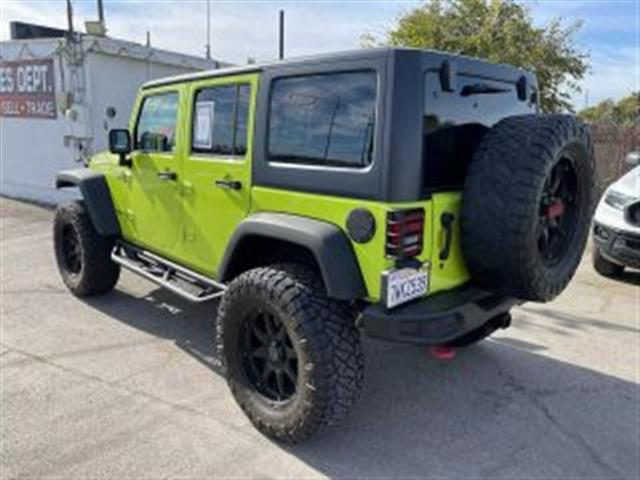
240,308,298,403
61,224,83,275
538,156,580,266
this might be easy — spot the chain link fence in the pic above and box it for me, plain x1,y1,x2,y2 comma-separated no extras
590,123,639,194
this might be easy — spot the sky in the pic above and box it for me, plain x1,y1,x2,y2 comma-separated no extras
0,0,637,111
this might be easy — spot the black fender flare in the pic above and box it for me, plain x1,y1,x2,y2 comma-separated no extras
55,169,120,236
218,213,367,300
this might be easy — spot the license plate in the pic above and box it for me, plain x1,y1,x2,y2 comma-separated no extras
385,268,429,309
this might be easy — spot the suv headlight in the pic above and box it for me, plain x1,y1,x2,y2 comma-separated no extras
604,190,635,210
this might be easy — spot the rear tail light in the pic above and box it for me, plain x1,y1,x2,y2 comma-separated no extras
386,208,425,258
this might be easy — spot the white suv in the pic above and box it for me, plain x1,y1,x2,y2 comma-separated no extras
592,152,640,277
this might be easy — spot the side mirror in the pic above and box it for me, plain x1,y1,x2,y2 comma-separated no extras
626,151,640,166
109,129,132,166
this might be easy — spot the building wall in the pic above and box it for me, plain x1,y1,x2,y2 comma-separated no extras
0,39,76,204
0,36,218,204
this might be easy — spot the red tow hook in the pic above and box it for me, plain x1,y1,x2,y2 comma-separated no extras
546,200,565,219
430,345,457,360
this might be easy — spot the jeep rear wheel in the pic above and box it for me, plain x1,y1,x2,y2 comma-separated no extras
461,115,595,302
216,264,364,443
54,201,120,297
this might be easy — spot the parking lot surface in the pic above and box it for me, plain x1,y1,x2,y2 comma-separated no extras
1,197,638,478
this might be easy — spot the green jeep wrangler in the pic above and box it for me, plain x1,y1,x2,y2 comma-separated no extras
53,48,594,442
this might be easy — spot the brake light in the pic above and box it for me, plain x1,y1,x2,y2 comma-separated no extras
386,209,425,257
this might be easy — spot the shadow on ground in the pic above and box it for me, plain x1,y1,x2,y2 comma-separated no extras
85,286,638,478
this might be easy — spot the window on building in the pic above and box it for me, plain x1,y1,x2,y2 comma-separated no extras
135,92,179,152
192,84,250,157
268,71,377,168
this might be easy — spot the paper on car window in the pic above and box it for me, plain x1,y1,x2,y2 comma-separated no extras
194,101,214,149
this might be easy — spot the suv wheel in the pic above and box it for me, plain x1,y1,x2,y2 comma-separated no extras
462,115,595,301
216,264,364,443
53,201,120,296
592,245,624,277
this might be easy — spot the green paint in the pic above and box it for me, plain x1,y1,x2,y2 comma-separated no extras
90,73,469,304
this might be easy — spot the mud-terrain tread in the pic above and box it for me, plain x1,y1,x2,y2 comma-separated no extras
53,200,120,296
461,115,595,301
216,263,364,443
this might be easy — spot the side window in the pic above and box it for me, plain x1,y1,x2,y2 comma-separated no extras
192,83,251,157
268,71,377,168
135,92,179,152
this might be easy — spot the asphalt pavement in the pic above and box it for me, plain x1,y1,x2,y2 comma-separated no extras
1,197,638,478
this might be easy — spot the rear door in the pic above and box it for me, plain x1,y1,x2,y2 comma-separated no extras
178,74,257,276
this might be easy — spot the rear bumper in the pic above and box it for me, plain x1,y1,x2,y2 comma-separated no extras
361,286,518,345
593,222,640,269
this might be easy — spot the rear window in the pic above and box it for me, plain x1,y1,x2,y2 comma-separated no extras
192,83,250,157
268,71,377,168
422,71,533,191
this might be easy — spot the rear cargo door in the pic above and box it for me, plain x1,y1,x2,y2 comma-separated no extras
423,70,534,292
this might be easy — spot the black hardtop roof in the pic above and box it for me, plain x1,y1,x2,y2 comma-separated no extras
142,47,534,90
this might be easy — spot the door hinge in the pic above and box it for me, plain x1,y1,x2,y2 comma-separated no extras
182,181,194,196
125,209,135,223
183,228,196,242
118,170,132,183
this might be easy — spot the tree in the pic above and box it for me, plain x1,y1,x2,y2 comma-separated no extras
579,92,639,124
363,0,589,113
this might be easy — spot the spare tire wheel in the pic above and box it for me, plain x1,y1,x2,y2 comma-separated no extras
461,114,595,302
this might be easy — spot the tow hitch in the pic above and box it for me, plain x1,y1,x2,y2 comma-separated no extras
430,345,457,360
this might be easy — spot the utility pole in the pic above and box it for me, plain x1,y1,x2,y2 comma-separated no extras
584,89,589,109
278,9,285,60
205,0,212,60
97,0,105,24
66,0,75,39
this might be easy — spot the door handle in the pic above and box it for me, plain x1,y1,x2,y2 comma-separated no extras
157,171,177,181
215,179,242,190
439,212,455,261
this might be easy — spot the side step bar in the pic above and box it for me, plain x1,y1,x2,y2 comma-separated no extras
111,242,226,303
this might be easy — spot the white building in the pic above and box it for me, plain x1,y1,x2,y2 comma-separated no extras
1,27,223,204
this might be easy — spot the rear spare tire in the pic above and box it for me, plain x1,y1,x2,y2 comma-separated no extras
461,115,594,302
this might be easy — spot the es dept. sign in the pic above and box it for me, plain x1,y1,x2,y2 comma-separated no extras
0,59,57,119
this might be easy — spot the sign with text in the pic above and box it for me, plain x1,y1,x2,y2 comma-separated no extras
0,59,57,119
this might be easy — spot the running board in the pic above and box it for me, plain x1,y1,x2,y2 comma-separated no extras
111,242,226,303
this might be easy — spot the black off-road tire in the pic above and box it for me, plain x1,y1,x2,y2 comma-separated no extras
461,115,595,302
216,264,364,443
592,245,624,277
53,200,120,296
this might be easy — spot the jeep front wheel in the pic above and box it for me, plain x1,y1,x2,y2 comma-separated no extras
53,200,120,296
216,264,364,443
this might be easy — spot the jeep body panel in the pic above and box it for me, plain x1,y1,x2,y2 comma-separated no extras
218,212,367,300
177,73,259,274
248,187,470,301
